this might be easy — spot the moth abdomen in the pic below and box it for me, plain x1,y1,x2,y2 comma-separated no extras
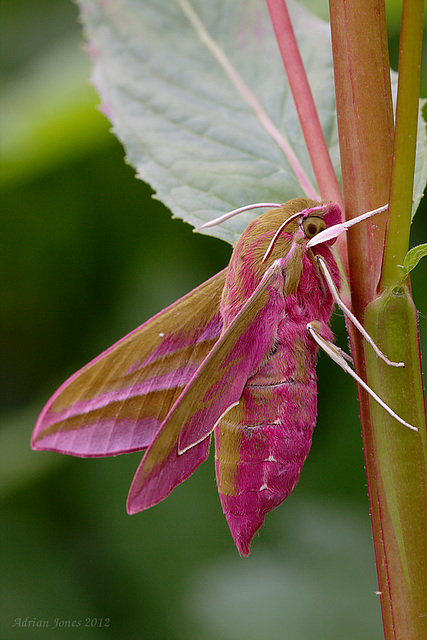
214,381,317,555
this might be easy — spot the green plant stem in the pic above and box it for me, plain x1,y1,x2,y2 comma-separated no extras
329,0,427,638
363,289,427,639
379,0,424,291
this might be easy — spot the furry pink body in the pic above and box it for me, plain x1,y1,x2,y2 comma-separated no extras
216,241,339,555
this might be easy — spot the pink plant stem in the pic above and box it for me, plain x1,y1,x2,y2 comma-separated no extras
329,1,427,637
265,0,343,209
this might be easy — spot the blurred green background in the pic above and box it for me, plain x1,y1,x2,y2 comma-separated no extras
1,1,425,639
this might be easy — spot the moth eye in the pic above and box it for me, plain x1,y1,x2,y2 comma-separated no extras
302,216,326,238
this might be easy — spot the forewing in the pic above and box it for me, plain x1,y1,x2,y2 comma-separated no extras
32,271,226,457
127,260,286,512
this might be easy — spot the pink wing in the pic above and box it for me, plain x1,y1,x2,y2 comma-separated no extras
127,260,287,513
32,271,226,457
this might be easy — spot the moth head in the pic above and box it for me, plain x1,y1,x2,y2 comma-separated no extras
222,199,342,309
298,202,342,241
301,215,326,239
261,201,342,263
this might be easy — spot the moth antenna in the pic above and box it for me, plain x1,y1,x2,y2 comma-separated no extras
261,211,303,263
307,322,417,431
262,203,335,263
307,204,388,248
198,203,281,229
316,255,404,368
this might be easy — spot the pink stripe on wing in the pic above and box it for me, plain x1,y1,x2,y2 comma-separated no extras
40,363,201,428
35,415,161,457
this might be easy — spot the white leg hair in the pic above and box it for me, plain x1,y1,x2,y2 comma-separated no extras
316,255,404,368
307,322,417,431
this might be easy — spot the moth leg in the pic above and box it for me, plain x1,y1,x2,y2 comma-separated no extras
307,321,417,431
316,255,404,368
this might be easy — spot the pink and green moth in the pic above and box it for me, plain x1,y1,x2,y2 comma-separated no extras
31,198,416,556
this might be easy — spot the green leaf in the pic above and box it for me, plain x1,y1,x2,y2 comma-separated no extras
77,0,427,244
400,243,427,277
77,0,339,244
